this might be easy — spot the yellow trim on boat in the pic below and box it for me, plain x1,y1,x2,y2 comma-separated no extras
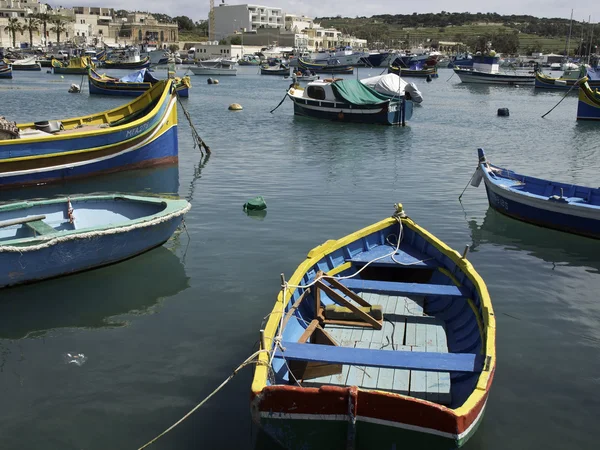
1,80,173,147
252,214,496,420
326,261,351,277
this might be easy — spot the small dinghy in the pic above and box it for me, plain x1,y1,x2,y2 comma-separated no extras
472,148,600,239
251,204,495,449
0,194,190,288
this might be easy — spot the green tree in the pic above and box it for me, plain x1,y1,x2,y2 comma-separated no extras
50,18,67,45
23,15,40,48
168,44,179,53
230,35,241,45
174,16,195,31
4,18,23,48
36,13,51,47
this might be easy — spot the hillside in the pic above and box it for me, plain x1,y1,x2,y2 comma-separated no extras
316,13,598,54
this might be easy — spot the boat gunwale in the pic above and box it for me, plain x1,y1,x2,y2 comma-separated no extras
1,79,174,147
251,214,496,420
0,194,189,247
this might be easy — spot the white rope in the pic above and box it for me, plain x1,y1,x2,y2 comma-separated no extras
137,349,269,450
0,203,191,253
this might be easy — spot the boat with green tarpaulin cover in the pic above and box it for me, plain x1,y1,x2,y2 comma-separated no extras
287,78,413,125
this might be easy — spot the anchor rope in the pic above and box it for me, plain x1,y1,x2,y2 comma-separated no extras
173,88,211,154
137,350,270,450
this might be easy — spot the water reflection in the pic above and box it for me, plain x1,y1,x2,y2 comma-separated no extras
0,246,189,339
469,208,600,273
0,164,180,203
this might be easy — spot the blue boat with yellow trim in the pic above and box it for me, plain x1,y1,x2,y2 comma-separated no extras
576,76,600,120
287,78,413,125
52,56,94,75
473,148,600,239
88,68,190,98
251,203,495,449
0,194,190,288
0,79,178,189
534,65,600,90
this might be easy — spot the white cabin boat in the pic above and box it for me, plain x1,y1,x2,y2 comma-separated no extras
454,53,535,85
189,61,237,76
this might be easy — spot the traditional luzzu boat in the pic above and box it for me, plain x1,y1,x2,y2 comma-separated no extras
298,58,354,75
454,53,535,85
534,65,600,90
0,79,178,189
10,56,41,71
287,79,413,125
251,203,496,449
576,76,600,120
189,61,237,76
103,56,151,70
52,56,94,75
88,68,191,98
473,148,600,239
0,194,190,288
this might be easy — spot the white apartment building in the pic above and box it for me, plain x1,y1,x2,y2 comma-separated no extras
284,14,314,34
213,3,284,41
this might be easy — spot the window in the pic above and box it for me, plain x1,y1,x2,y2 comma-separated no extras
307,86,326,100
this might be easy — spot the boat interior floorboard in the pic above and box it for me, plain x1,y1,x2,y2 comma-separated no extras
302,292,452,404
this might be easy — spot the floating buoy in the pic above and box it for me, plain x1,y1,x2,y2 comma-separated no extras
497,108,510,117
243,196,266,211
60,75,64,79
229,103,243,111
207,78,214,84
46,70,51,74
68,84,81,94
426,75,432,82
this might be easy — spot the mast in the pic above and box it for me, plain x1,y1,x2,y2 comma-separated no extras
588,17,594,65
565,9,573,57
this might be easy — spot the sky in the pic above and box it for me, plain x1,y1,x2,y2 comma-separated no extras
50,1,599,24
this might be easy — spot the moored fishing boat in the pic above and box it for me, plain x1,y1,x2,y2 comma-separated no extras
576,76,600,120
534,65,600,90
261,63,289,75
11,56,41,71
189,61,237,76
389,63,438,78
88,68,191,98
287,78,413,125
454,53,535,85
472,148,600,239
52,56,94,75
251,203,496,449
0,61,12,79
0,79,178,188
103,56,151,70
0,194,190,288
298,58,354,74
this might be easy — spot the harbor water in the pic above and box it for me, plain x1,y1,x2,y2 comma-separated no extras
0,66,599,449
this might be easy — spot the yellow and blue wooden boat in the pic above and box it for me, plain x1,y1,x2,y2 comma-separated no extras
252,204,495,449
0,194,190,288
52,56,94,75
576,76,600,120
88,68,191,98
0,79,179,188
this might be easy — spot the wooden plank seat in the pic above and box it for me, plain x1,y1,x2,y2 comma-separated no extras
279,341,484,373
346,244,437,269
25,219,57,235
339,279,466,298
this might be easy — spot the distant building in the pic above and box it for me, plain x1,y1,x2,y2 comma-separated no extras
213,3,284,41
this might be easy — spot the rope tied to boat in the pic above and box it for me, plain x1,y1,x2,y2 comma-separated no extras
270,91,289,114
0,203,190,253
541,76,585,118
173,88,211,155
137,349,271,450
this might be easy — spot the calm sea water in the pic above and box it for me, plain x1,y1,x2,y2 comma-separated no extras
0,66,599,450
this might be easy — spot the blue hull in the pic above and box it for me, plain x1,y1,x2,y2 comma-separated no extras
361,53,389,67
3,125,178,187
89,81,147,97
176,87,189,98
484,182,599,239
0,212,183,288
577,99,600,120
